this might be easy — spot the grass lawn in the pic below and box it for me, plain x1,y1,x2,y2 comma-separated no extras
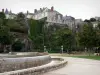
70,56,100,60
49,53,100,60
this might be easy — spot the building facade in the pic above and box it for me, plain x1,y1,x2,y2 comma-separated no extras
1,7,84,30
4,9,16,19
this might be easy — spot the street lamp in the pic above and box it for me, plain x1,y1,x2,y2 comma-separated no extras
44,46,46,52
42,17,47,52
61,45,63,54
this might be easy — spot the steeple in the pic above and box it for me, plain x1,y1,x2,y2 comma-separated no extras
5,8,9,14
10,10,12,14
34,9,37,13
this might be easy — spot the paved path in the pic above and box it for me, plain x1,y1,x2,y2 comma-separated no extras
43,56,100,75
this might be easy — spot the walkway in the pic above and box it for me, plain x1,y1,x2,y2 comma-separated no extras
43,56,100,75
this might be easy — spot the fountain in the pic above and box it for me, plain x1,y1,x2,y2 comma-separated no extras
0,52,67,75
0,15,67,75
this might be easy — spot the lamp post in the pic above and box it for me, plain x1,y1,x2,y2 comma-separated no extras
44,46,46,52
61,45,63,54
42,17,47,52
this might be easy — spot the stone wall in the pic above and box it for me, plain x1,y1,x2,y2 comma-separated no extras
0,58,67,75
0,55,51,73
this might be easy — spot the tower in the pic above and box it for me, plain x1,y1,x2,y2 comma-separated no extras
5,8,9,14
34,9,37,13
10,10,12,14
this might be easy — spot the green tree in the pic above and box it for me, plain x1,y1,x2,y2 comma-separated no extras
50,28,75,53
0,12,7,26
78,24,98,55
90,18,96,22
16,12,27,27
0,12,6,20
84,19,90,23
0,26,13,52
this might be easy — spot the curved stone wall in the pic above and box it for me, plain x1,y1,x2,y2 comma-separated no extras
16,52,48,56
1,52,48,58
0,55,51,73
0,58,67,75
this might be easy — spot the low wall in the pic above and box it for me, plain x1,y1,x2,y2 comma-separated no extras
0,55,51,73
0,52,48,58
16,52,48,56
0,58,67,75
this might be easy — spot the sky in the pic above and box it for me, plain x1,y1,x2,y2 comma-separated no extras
0,0,100,20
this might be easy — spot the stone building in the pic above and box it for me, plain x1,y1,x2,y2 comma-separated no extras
95,17,100,21
1,7,84,31
4,9,16,19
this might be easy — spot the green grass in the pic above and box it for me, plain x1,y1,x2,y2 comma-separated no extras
49,53,100,60
70,56,100,60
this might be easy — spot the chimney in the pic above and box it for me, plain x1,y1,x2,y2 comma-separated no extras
27,10,29,15
51,6,54,11
34,9,37,13
2,9,4,13
40,8,42,11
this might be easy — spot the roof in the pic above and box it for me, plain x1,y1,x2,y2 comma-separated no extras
63,16,75,20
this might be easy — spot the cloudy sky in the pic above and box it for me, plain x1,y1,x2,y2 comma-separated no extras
0,0,100,20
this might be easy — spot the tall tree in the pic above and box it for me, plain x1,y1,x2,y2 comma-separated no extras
0,12,6,20
78,24,98,55
0,12,6,26
50,28,75,53
90,18,96,22
0,26,13,52
16,12,27,26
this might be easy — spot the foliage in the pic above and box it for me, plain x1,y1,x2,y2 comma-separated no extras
16,12,26,26
84,18,96,23
0,25,13,45
0,12,6,20
78,23,99,55
16,12,28,33
28,19,43,36
49,28,75,53
28,19,45,50
0,12,8,26
90,18,96,22
84,19,90,23
6,19,27,33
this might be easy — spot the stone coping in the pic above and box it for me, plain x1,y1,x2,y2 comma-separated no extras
0,58,67,75
0,52,48,58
